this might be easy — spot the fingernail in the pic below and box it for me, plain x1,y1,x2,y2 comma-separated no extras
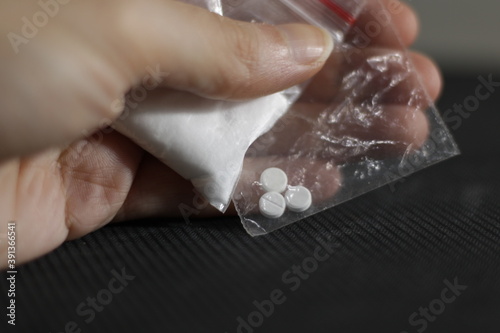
278,24,334,65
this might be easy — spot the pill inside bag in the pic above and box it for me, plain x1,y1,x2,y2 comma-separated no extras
259,192,287,219
260,167,288,193
113,90,290,212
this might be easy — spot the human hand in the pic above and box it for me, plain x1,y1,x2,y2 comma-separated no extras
0,0,440,267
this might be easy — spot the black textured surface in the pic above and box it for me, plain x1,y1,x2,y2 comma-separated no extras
2,74,500,333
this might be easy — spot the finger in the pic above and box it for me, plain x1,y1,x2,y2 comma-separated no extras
121,0,333,99
300,50,442,105
346,0,419,48
313,104,430,162
114,152,227,222
251,103,429,163
411,51,443,101
335,49,439,107
0,151,69,266
58,131,144,240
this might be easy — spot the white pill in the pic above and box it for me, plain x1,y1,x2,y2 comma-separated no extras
259,192,286,219
260,168,288,193
285,186,312,212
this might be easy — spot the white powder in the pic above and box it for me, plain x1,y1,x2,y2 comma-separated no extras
114,90,290,212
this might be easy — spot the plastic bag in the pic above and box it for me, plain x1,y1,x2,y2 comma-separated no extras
228,0,460,236
114,0,364,212
113,0,294,212
114,90,291,211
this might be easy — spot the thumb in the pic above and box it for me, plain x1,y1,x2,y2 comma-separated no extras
119,0,334,99
0,0,333,160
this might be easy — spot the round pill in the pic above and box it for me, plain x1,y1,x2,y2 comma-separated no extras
260,168,288,193
259,192,286,219
285,186,312,212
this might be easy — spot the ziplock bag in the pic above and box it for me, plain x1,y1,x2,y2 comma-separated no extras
114,0,364,212
226,0,460,235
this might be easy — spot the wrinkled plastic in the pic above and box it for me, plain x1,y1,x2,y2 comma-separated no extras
228,0,460,236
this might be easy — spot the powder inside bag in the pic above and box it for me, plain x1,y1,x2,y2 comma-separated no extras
114,90,289,212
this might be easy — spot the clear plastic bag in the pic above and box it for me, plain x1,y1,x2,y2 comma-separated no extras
221,0,365,43
228,0,460,236
114,0,364,212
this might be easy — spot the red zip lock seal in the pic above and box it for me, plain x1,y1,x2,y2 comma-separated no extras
319,0,356,26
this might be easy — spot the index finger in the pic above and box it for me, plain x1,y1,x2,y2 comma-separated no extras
345,0,419,48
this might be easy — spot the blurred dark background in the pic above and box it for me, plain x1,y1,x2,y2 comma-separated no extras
413,0,499,75
2,1,500,333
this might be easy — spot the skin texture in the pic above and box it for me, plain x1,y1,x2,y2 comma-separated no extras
0,0,442,267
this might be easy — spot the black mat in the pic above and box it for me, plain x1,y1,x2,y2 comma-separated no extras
2,73,500,333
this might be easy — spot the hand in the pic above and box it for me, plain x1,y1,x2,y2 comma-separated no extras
0,0,440,267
